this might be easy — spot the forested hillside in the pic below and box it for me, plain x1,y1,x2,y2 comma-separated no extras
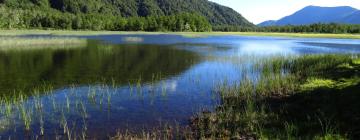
0,0,253,31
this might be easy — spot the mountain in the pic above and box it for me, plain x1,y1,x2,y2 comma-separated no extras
257,20,277,26
344,11,360,23
0,0,253,27
259,6,360,26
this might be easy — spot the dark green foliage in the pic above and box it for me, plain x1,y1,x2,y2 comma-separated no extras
214,23,360,34
213,25,256,32
0,0,253,30
0,6,211,31
257,23,360,34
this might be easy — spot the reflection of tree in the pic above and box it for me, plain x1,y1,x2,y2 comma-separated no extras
0,42,199,95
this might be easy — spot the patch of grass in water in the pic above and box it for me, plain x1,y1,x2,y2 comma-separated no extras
0,37,87,51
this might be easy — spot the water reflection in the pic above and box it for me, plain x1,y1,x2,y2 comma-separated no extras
0,41,199,95
236,41,296,56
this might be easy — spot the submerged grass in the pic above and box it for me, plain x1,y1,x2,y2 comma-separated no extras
0,74,174,139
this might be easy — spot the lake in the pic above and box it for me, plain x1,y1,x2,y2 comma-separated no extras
0,34,359,139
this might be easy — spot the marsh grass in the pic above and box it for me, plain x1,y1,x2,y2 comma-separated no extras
192,54,360,139
110,125,195,140
0,76,173,139
0,37,87,50
0,83,116,139
300,78,336,91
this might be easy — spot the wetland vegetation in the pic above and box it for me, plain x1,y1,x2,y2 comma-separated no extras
0,37,87,50
193,54,360,139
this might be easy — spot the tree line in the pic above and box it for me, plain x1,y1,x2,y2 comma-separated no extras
0,6,211,32
213,23,360,34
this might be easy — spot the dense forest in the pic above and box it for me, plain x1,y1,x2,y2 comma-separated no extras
0,0,252,31
0,6,211,31
214,23,360,33
258,23,360,33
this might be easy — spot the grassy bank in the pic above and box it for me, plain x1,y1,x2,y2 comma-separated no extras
0,30,360,39
192,54,360,139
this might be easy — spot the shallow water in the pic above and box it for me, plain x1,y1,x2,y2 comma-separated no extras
0,34,359,139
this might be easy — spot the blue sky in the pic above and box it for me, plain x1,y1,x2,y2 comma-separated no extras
209,0,360,24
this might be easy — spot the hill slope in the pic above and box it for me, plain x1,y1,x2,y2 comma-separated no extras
259,6,360,26
1,0,253,27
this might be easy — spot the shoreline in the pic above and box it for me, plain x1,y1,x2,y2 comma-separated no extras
0,30,360,39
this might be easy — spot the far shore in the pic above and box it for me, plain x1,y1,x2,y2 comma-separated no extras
0,30,360,39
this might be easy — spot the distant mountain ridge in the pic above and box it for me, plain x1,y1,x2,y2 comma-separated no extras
0,0,253,27
259,6,360,26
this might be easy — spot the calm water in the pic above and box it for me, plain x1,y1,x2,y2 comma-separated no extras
0,34,360,139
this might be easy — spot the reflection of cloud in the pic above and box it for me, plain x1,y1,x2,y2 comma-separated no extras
237,42,296,56
122,37,144,43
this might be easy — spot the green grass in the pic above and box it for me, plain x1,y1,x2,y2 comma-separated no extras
300,78,336,91
0,37,87,50
0,30,359,39
353,59,360,65
192,54,360,139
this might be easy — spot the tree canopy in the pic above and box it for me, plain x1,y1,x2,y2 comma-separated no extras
0,6,211,31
